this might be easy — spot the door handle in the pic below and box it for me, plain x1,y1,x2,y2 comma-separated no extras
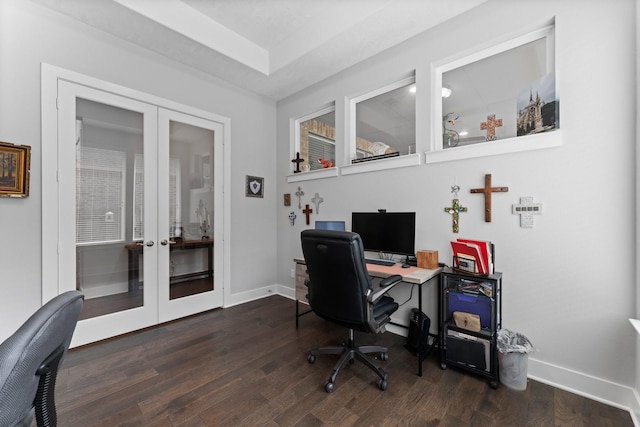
145,240,154,247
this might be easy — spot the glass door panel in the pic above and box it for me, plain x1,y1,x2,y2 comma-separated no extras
75,98,145,319
57,81,159,346
158,110,223,322
167,121,214,300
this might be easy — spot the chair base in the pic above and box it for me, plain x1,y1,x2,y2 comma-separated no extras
308,329,389,393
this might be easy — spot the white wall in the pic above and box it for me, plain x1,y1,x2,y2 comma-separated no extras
0,0,278,339
277,0,637,410
635,1,640,420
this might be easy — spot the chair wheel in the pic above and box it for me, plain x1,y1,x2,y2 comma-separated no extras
308,354,316,364
325,381,335,393
440,362,447,370
490,380,498,389
380,352,388,361
378,379,388,391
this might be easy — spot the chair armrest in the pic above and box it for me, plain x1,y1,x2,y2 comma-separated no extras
380,274,402,288
368,274,403,303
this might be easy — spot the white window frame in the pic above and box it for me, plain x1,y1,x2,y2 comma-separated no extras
287,104,338,183
427,23,560,164
342,75,421,176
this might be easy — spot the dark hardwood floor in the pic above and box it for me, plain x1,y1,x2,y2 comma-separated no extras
57,295,633,426
80,278,213,320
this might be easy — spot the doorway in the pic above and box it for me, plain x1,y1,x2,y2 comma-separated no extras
42,66,227,346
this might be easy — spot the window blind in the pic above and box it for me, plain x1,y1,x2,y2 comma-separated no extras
76,146,125,244
308,133,335,170
133,154,181,240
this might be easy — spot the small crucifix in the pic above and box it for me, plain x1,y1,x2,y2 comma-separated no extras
311,193,324,214
470,174,509,222
288,211,297,226
302,204,313,225
480,114,503,141
512,196,543,228
291,152,304,173
444,185,467,233
295,186,304,209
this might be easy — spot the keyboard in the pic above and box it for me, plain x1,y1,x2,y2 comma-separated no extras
365,258,395,267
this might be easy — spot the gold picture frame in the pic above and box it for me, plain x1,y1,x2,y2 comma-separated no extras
0,141,31,198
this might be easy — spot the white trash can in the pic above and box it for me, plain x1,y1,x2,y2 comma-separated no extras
497,329,535,391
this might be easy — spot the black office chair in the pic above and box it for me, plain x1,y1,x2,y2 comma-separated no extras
0,290,84,427
301,229,401,393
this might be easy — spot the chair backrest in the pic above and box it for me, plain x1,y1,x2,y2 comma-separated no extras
0,290,84,427
301,229,373,332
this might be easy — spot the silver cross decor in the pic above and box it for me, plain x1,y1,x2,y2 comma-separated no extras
311,193,324,214
295,186,304,209
512,196,542,228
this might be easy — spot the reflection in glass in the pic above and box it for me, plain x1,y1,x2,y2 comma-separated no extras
298,110,335,172
442,36,557,149
355,82,416,160
168,121,215,300
75,98,144,319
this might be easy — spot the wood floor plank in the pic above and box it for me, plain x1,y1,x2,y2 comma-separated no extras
54,296,634,426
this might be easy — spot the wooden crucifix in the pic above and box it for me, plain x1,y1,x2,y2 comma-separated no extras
470,174,509,222
291,152,304,173
302,204,313,225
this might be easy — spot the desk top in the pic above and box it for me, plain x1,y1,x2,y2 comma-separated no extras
294,258,440,285
366,263,441,285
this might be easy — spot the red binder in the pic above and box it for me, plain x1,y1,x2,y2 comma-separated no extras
450,241,487,274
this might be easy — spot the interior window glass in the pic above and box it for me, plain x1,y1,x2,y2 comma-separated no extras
442,36,556,149
354,80,415,163
297,109,335,172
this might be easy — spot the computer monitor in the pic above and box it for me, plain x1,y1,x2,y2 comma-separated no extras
351,212,416,257
315,220,346,231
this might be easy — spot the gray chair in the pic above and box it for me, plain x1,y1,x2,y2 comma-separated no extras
301,229,401,393
0,291,84,427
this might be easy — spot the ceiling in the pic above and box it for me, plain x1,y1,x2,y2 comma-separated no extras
30,0,486,101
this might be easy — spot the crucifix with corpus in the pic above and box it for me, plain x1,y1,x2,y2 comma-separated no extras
470,174,509,222
295,186,304,209
311,193,324,214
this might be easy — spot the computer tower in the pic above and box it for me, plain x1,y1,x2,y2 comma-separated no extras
405,308,430,355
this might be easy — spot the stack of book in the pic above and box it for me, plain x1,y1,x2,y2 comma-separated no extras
450,238,494,275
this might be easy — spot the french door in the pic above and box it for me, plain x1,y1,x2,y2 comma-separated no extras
53,79,223,346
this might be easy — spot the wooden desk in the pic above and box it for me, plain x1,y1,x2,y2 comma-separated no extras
294,258,441,376
126,239,213,294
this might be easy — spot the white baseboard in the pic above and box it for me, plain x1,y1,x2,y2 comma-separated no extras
224,283,295,308
527,357,638,423
80,282,128,299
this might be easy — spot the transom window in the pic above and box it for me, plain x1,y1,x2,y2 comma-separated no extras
351,75,416,163
294,107,336,173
